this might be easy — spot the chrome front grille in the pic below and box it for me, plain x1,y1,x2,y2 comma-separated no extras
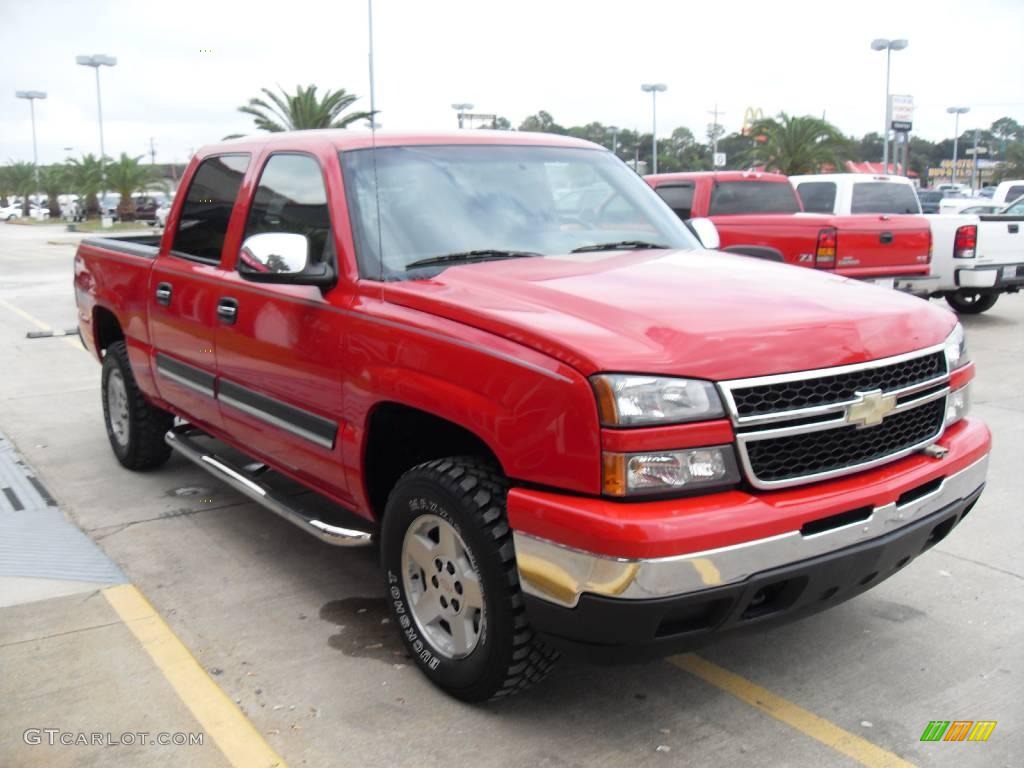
720,345,950,489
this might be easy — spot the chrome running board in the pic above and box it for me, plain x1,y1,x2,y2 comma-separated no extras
165,425,373,547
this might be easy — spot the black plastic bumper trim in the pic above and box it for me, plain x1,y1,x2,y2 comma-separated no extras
523,486,983,664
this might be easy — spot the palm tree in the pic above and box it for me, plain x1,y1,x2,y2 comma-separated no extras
64,154,107,219
233,84,374,135
0,165,11,207
743,113,850,175
39,165,67,218
105,153,163,221
6,162,37,215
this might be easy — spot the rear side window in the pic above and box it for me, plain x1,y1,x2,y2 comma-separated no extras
171,154,250,263
850,182,921,214
655,184,695,219
1004,185,1024,203
796,182,837,214
709,181,800,215
243,153,332,266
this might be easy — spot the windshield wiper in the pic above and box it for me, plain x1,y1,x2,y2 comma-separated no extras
405,249,542,270
570,240,670,253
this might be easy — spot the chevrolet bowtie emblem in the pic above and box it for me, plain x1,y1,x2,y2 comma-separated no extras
846,390,897,428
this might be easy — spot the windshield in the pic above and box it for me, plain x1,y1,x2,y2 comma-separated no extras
851,182,921,214
340,145,699,279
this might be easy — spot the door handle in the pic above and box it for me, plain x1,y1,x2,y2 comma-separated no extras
217,297,239,324
1009,224,1019,234
155,282,172,306
879,231,894,245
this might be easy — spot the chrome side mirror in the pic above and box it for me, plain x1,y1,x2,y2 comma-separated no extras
689,217,721,250
239,232,310,275
237,232,335,287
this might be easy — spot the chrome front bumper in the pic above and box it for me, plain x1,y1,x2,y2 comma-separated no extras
514,454,988,608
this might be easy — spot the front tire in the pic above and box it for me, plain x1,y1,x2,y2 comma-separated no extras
101,341,174,469
381,457,558,701
946,290,999,314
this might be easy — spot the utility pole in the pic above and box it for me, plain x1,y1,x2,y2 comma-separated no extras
149,137,156,165
970,129,979,191
708,103,725,161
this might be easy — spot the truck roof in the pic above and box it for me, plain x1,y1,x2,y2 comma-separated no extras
790,173,914,185
646,171,790,184
204,129,601,157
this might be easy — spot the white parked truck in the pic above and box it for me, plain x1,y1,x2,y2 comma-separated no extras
791,174,1024,314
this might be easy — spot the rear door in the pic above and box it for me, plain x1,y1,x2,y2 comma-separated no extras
978,198,1024,267
148,154,250,430
212,150,350,501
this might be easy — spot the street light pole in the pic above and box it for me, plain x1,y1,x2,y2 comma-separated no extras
870,38,907,173
608,126,619,157
76,55,116,205
641,83,667,174
15,90,47,209
947,106,969,186
451,103,474,129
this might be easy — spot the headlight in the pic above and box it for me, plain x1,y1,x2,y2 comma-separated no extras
946,383,970,427
591,374,724,426
602,446,740,496
944,323,969,370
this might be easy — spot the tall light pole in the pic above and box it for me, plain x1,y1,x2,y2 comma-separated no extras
608,125,619,157
451,103,474,129
947,106,969,186
15,90,46,208
870,38,907,173
641,83,667,174
76,55,117,160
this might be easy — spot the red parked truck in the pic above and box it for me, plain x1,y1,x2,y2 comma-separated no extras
75,131,989,701
644,171,932,289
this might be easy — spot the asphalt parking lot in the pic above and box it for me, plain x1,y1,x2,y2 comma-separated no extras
0,221,1020,768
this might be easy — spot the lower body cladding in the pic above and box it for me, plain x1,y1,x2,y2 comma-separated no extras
514,454,988,663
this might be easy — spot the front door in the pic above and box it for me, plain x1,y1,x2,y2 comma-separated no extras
212,151,350,501
148,153,250,430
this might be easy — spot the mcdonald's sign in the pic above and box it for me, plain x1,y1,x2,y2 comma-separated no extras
741,107,765,137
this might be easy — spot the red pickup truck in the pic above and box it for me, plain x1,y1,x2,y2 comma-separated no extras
645,171,932,288
75,131,989,702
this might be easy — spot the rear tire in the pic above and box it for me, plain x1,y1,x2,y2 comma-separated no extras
946,290,998,314
101,341,174,470
381,457,558,702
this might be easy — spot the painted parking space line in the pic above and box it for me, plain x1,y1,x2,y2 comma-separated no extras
670,654,916,768
0,297,84,351
104,584,288,768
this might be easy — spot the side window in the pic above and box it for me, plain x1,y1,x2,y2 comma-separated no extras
796,182,837,214
1005,186,1024,204
654,185,694,220
243,154,332,267
171,154,250,263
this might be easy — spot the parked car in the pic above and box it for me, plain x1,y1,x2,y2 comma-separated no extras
917,189,945,214
646,171,931,289
153,199,172,228
987,179,1024,207
791,173,1024,313
955,203,1007,216
1,203,22,221
74,131,990,701
132,195,164,222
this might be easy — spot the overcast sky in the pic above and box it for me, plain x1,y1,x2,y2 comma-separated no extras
2,0,1022,167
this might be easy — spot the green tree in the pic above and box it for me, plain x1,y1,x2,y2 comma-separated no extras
235,84,374,134
0,165,11,207
479,116,512,130
38,165,66,218
105,154,163,220
6,162,37,215
743,113,850,175
991,117,1022,145
518,111,566,134
64,154,107,219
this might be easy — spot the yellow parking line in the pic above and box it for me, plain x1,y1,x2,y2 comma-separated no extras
103,584,288,768
670,655,916,768
0,298,84,350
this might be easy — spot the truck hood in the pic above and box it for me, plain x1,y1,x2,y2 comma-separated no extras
381,249,955,380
